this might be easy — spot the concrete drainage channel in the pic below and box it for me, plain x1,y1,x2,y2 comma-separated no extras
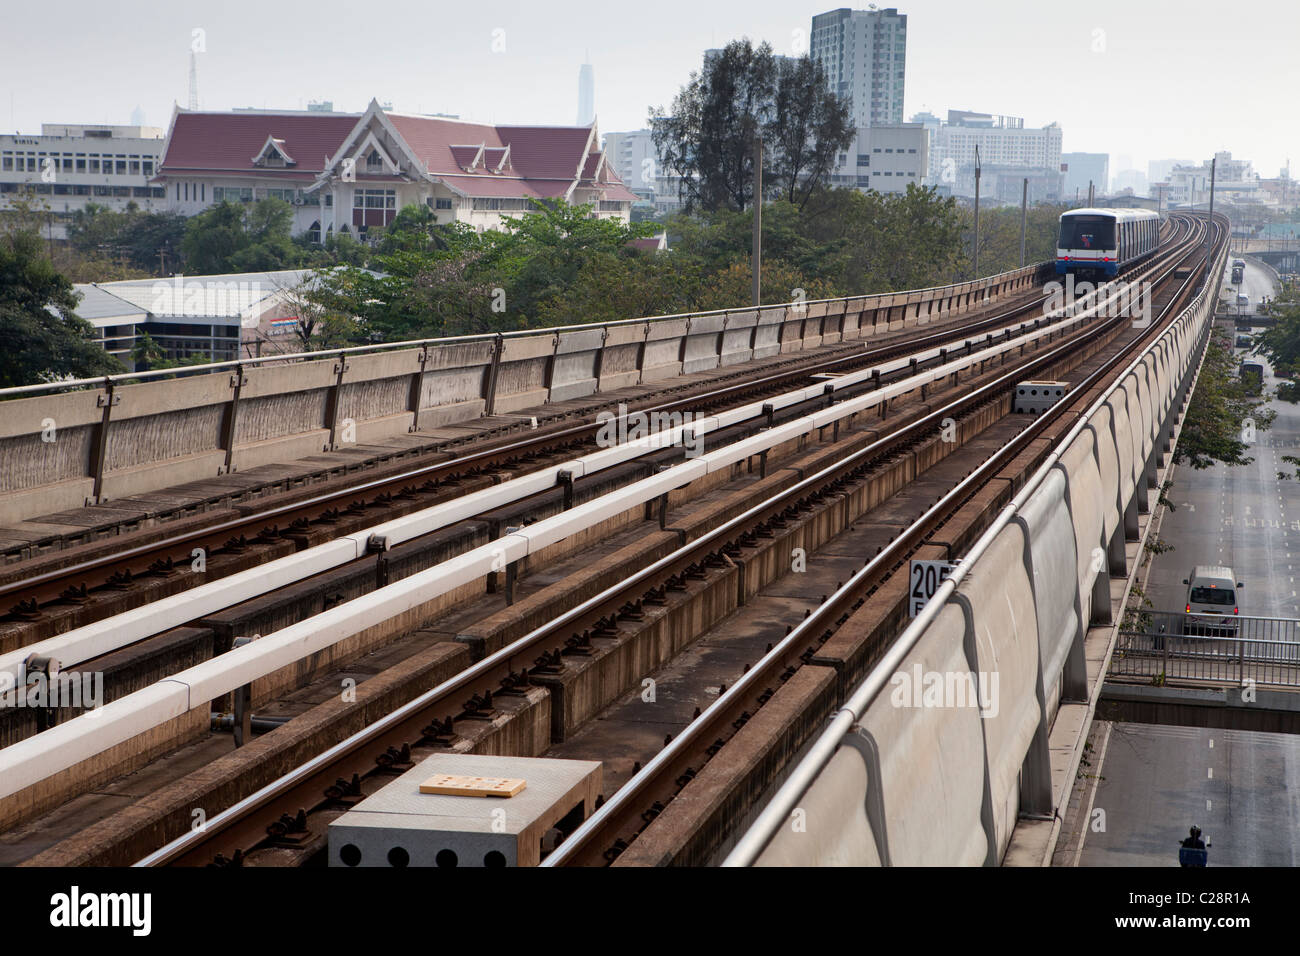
10,299,1133,866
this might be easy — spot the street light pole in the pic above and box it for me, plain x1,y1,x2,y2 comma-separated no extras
752,135,762,308
972,145,981,280
1205,157,1217,287
1019,177,1028,268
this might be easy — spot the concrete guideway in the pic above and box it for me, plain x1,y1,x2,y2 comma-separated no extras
0,282,1142,702
0,282,1146,808
0,263,1044,528
725,213,1227,867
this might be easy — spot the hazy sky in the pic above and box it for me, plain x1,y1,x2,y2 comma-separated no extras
3,0,1296,178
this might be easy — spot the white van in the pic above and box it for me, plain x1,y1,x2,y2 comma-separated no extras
1182,566,1242,636
1237,294,1251,308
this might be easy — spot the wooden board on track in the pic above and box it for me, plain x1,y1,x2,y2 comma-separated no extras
418,774,526,798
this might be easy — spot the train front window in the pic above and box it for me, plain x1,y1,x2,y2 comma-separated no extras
1059,216,1115,250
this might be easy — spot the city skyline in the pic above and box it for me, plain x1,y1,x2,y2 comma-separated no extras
2,0,1296,182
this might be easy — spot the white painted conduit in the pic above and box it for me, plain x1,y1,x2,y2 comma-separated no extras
0,269,1161,802
722,244,1224,867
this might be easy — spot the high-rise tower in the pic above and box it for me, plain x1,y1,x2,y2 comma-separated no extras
577,61,595,126
810,7,907,127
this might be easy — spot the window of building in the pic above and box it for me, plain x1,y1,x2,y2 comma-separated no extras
354,188,396,209
129,160,140,175
435,197,452,209
0,154,11,172
143,160,153,175
115,159,127,175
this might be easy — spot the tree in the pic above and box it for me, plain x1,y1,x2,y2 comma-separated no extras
130,331,166,370
651,41,853,214
181,198,300,274
181,201,246,273
1174,329,1274,470
768,56,855,208
1253,289,1300,399
0,228,123,388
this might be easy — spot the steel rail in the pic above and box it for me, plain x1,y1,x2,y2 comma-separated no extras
134,218,1201,866
547,215,1216,866
722,214,1226,867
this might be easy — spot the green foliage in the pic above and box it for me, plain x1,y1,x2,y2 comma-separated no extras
1174,329,1275,469
0,228,123,388
1253,288,1300,392
181,198,301,274
66,202,187,275
966,203,1068,278
650,39,854,212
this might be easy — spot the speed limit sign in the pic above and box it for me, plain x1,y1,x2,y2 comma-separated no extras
909,560,955,617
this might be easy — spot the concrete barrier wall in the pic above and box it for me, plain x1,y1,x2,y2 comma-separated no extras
753,748,881,866
748,229,1226,866
0,262,1048,525
854,604,988,866
1014,469,1082,710
957,523,1042,859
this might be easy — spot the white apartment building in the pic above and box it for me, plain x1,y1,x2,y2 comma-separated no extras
1165,152,1260,208
929,112,1063,200
602,129,659,200
811,7,907,128
0,124,166,237
828,124,928,193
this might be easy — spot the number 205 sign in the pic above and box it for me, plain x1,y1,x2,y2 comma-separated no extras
909,560,955,617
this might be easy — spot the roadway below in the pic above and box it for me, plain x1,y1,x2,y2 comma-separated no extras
1145,256,1290,619
1074,722,1300,866
1069,257,1298,866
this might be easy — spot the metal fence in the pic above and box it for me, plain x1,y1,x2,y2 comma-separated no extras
1112,611,1300,687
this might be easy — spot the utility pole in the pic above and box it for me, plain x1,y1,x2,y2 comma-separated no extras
1205,157,1216,287
972,145,981,280
1087,180,1094,207
1019,177,1028,268
752,135,762,307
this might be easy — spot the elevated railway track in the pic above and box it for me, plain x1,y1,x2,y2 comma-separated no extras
0,213,1225,867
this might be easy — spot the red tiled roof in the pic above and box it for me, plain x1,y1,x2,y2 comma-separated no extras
389,114,591,182
448,144,483,169
494,126,593,179
158,110,361,174
438,175,571,199
158,107,615,207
